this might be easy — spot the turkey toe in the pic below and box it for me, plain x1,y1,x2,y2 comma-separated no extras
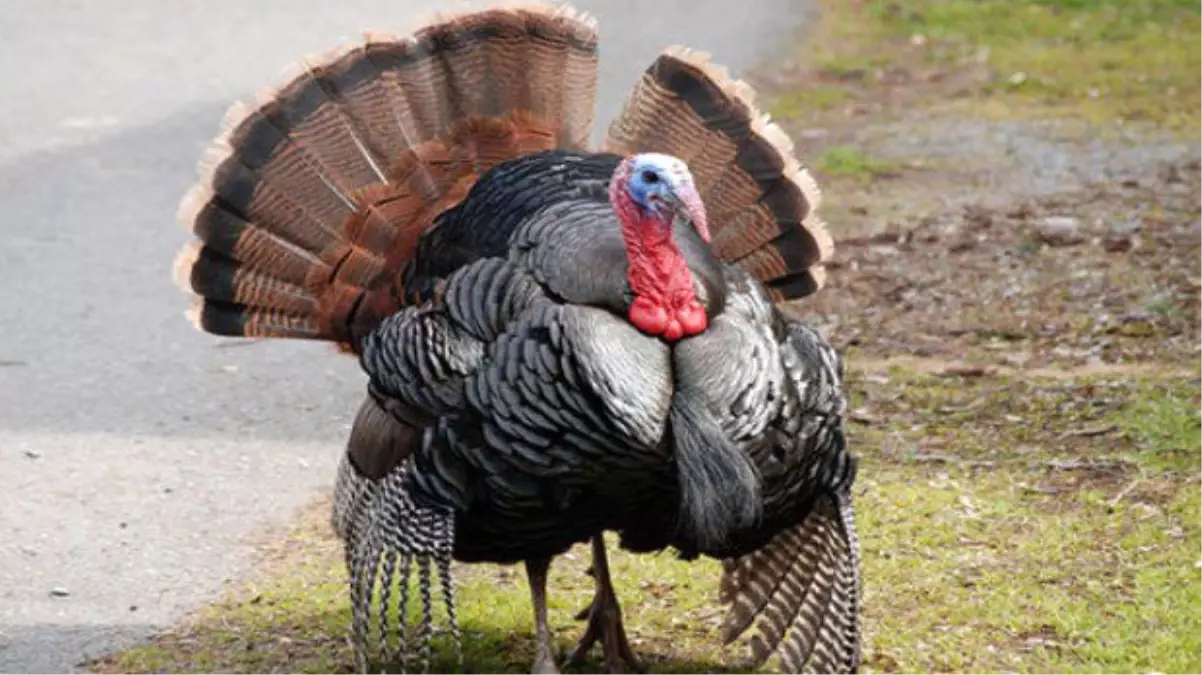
532,657,561,675
573,597,594,622
567,537,643,674
566,594,642,674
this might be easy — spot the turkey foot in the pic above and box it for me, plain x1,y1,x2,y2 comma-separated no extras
567,536,643,674
526,557,560,675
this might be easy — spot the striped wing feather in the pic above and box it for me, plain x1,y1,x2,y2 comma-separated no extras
719,492,862,673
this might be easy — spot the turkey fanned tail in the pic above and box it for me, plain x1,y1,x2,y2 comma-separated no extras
719,486,861,674
173,2,599,351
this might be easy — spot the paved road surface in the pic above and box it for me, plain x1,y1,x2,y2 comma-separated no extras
0,1,809,671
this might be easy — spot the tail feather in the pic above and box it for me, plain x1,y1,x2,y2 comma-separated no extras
195,143,344,257
719,491,862,673
187,297,326,340
272,56,392,187
179,184,329,285
176,3,599,350
317,37,422,169
602,47,833,302
175,243,318,316
217,99,362,227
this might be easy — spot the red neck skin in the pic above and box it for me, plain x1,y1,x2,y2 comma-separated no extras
610,178,708,342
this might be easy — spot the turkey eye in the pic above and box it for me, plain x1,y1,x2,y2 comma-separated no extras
641,170,659,184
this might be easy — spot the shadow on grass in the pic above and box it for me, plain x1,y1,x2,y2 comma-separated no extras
366,613,740,675
92,609,740,675
360,643,750,667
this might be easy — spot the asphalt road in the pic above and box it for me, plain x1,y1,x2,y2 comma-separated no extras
0,1,809,671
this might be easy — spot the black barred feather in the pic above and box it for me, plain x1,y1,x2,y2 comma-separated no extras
720,492,861,673
337,456,458,674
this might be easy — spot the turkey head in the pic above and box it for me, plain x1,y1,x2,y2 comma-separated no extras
609,153,711,342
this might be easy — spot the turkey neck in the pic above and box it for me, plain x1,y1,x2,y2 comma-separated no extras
609,185,706,341
619,206,696,304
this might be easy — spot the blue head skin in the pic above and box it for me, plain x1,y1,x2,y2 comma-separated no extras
622,153,710,241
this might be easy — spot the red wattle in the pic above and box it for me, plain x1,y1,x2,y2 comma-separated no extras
628,297,669,335
676,302,708,336
663,320,684,342
629,296,710,342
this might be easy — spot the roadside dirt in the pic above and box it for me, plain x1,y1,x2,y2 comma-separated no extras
806,159,1200,372
759,30,1200,377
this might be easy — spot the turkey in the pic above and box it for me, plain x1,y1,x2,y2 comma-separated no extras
173,3,860,674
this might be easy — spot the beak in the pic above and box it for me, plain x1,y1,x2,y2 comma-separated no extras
665,187,711,243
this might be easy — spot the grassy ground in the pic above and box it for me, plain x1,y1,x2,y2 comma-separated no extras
772,0,1200,131
92,371,1202,674
94,1,1200,673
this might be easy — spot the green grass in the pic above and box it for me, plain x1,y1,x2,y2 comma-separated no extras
816,146,900,180
850,372,1201,673
93,373,1202,674
770,85,850,118
782,0,1201,130
1116,384,1202,473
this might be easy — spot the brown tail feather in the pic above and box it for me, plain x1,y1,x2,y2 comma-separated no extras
602,47,833,302
175,3,599,350
719,492,862,673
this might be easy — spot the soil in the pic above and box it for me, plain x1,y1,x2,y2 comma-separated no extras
759,54,1201,377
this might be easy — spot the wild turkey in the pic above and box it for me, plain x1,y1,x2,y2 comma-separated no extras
173,3,860,674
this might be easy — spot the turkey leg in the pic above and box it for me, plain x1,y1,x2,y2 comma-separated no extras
567,535,643,673
526,557,560,675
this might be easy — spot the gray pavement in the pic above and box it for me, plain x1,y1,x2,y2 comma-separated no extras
0,1,809,671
